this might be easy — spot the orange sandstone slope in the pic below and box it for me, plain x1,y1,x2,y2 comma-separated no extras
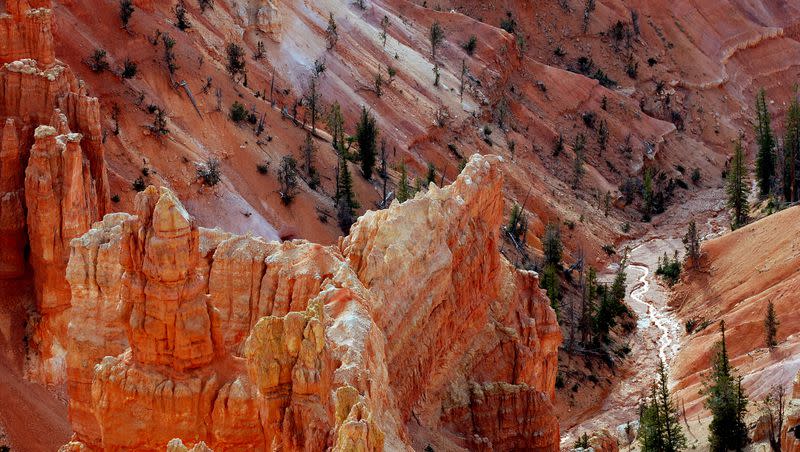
671,206,800,424
48,0,800,269
61,154,562,451
48,0,741,262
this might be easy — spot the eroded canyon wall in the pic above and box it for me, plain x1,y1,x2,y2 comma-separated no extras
0,0,110,384
63,155,561,451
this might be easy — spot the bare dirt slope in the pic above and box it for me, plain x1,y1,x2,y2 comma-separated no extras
671,205,800,431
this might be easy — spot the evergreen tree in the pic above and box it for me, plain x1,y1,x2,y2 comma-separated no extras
120,0,135,29
541,222,563,314
703,321,749,451
682,220,700,269
655,360,687,452
277,155,298,204
542,263,560,315
326,13,338,50
335,154,359,232
784,93,800,202
303,75,321,133
639,360,687,452
426,162,437,185
572,134,586,189
542,222,563,268
764,300,779,349
430,21,444,60
726,139,750,229
643,167,654,219
302,132,319,189
225,42,246,80
356,107,378,179
754,89,775,197
579,267,598,344
593,263,628,344
396,163,412,202
639,383,666,452
327,102,346,155
506,204,527,242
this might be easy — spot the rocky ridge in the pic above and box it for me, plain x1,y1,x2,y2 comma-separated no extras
62,154,561,451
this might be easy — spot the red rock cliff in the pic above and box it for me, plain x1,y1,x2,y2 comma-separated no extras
0,0,110,384
63,155,561,450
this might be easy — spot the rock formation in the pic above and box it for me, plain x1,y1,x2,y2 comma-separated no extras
784,372,800,452
0,0,110,384
66,185,395,450
256,0,281,40
63,155,561,450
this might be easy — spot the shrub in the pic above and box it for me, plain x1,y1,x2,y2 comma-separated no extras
582,111,596,129
256,162,270,174
111,194,121,203
691,168,701,184
122,59,138,78
87,49,111,73
500,12,516,34
197,158,221,186
462,35,477,55
162,33,178,74
229,101,248,122
174,0,191,31
149,106,169,135
198,0,212,12
132,176,146,192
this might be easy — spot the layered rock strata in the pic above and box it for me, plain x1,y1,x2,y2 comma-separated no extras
63,155,561,450
0,0,110,383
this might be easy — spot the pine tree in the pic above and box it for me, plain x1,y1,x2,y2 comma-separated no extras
326,13,338,50
304,75,321,133
225,42,246,80
656,360,687,452
754,89,775,197
643,167,654,219
703,321,749,451
572,134,586,189
327,102,346,155
396,163,412,203
335,154,359,232
683,219,700,269
430,21,444,60
542,222,562,267
726,139,750,229
277,155,298,204
426,163,437,185
579,267,598,344
764,300,779,349
506,204,527,242
120,0,135,29
302,132,319,189
356,107,378,179
639,360,687,452
784,93,800,202
542,263,560,315
639,383,666,452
